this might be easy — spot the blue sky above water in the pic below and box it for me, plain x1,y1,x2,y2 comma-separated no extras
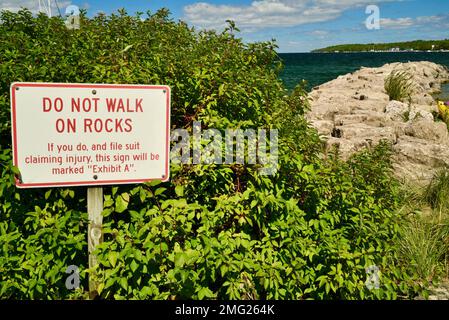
2,0,449,52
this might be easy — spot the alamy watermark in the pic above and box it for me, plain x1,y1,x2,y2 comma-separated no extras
365,265,380,290
65,265,80,290
64,5,80,30
365,5,380,30
171,121,278,176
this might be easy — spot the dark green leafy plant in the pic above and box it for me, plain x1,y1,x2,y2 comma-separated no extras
0,9,424,300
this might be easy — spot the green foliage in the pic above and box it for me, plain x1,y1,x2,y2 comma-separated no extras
0,9,424,300
384,71,414,102
87,141,421,300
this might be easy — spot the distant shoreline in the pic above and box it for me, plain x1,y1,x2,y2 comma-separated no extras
278,50,449,55
311,50,449,54
313,39,449,53
278,50,449,54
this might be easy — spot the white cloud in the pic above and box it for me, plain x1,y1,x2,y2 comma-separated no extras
0,0,73,15
310,30,329,36
308,29,330,39
416,15,448,24
380,14,449,29
184,0,399,30
380,17,414,29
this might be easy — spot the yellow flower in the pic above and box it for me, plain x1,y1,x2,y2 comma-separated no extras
438,101,449,122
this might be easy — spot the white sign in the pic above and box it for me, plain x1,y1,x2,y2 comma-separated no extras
11,82,170,188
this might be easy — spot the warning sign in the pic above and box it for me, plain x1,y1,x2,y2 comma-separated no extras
10,82,170,188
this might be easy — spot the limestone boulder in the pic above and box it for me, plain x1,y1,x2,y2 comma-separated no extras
310,120,334,136
385,100,409,121
307,61,449,185
404,120,449,145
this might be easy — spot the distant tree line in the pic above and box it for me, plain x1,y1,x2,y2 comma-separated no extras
313,39,449,52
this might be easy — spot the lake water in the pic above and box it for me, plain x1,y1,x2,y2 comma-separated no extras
279,52,449,98
435,82,449,102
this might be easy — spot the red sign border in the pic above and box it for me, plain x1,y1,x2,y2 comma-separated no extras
10,82,171,188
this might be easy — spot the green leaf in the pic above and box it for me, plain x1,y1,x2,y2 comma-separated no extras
155,188,167,196
139,188,146,202
11,166,21,175
115,193,130,213
108,252,119,268
120,278,128,291
97,282,105,295
175,185,184,197
198,287,214,300
174,253,186,268
130,260,138,273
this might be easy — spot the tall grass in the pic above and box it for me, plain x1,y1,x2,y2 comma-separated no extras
396,169,449,284
385,70,414,102
423,168,449,215
398,216,449,281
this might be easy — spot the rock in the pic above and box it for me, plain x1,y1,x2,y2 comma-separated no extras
384,101,434,123
414,104,438,115
333,123,396,143
334,114,367,126
392,136,449,183
404,120,449,145
408,108,434,122
307,61,449,185
385,100,410,121
412,93,435,105
306,100,352,120
334,112,388,127
325,137,369,159
392,122,407,137
310,120,334,136
358,75,369,81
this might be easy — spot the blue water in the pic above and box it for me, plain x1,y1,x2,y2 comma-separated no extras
279,52,449,93
435,81,449,101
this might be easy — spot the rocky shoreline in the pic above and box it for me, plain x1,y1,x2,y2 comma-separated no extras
307,61,449,185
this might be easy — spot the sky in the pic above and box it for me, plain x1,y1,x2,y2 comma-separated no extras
1,0,449,52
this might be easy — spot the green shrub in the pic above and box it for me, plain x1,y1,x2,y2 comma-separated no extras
0,9,423,300
384,70,414,102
